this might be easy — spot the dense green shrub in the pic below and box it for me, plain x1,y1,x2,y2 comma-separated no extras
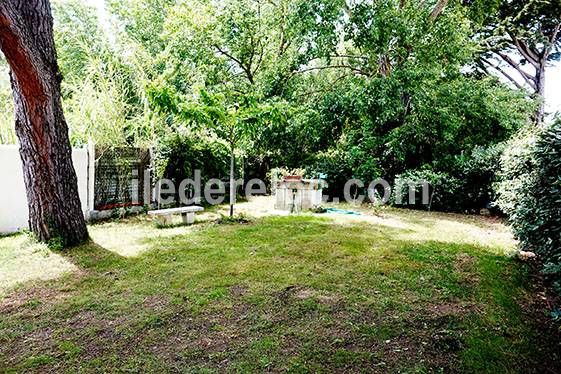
393,168,462,211
496,120,561,291
391,143,505,212
307,148,354,200
308,141,506,211
454,143,506,212
154,132,231,205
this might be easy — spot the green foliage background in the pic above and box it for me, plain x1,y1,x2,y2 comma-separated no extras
0,0,542,213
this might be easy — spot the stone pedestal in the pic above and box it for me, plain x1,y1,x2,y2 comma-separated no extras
182,212,195,224
274,179,325,212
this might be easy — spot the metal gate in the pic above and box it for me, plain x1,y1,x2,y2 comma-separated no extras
94,147,151,211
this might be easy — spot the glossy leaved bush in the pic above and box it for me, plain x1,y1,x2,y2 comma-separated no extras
497,119,561,291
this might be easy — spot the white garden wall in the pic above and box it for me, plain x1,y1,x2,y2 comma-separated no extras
0,145,92,234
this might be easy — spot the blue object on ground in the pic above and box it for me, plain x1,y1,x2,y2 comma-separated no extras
325,208,362,216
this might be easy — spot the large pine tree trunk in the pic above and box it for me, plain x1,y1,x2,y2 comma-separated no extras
0,0,88,246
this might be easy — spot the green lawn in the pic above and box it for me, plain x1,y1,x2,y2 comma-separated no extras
0,207,559,373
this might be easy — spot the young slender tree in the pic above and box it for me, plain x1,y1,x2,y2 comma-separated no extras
0,0,88,246
178,91,264,218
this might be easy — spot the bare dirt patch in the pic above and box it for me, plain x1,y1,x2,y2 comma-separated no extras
229,284,248,297
430,302,479,317
0,286,68,314
143,295,171,312
454,252,479,285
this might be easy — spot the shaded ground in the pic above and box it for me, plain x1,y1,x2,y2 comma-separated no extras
0,202,560,373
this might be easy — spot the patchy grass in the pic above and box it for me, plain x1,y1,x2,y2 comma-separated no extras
0,207,559,373
0,234,78,296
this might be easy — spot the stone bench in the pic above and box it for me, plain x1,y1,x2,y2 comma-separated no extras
148,206,204,226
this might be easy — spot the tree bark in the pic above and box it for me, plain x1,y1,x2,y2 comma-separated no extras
535,58,546,125
429,0,449,22
229,145,235,218
0,0,88,246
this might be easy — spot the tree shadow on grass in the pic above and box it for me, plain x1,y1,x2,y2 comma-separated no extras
61,240,128,271
0,240,127,314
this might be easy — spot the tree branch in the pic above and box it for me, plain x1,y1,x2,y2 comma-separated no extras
508,32,540,68
330,54,369,60
429,0,448,22
494,51,537,90
342,0,353,18
293,64,370,76
545,22,561,58
214,45,255,84
479,57,524,90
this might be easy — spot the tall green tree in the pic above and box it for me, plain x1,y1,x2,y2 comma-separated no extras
51,0,154,147
53,0,107,85
123,0,316,191
107,0,175,56
471,0,561,124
